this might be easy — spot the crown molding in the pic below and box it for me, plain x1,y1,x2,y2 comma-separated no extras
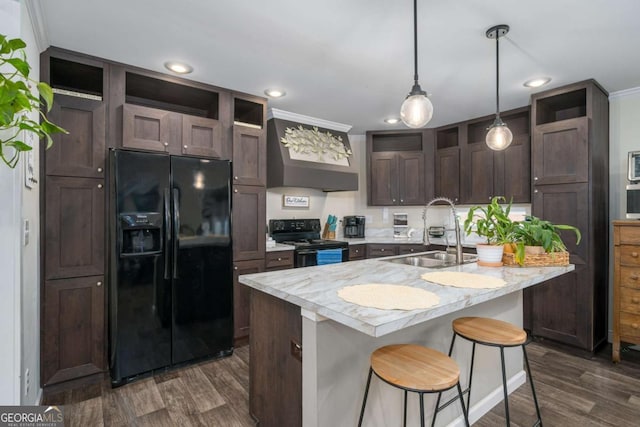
267,108,352,133
609,86,640,100
24,0,49,52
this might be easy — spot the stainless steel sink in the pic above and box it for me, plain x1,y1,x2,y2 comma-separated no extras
381,251,478,269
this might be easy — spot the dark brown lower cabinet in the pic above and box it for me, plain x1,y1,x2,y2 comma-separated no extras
233,260,265,343
42,276,105,386
349,244,366,261
250,289,302,427
525,182,606,351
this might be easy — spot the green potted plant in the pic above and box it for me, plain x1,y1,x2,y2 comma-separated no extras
0,34,66,168
509,216,581,266
463,196,515,266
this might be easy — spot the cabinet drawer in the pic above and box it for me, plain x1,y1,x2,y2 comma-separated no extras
620,312,640,339
618,226,640,245
620,266,640,289
349,244,366,260
367,244,399,258
620,287,640,314
399,244,427,255
265,251,294,270
620,246,640,266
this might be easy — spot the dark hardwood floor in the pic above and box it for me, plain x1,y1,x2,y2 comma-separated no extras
44,343,640,426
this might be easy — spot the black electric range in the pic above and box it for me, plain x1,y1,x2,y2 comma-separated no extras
269,219,349,267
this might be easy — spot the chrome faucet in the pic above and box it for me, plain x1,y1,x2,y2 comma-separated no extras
423,197,464,264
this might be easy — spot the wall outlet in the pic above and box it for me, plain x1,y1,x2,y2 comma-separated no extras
24,368,30,396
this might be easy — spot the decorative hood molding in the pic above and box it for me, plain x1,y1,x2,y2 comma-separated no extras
267,109,358,192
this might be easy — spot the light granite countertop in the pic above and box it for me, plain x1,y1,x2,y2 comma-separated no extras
266,243,296,252
341,236,477,248
239,256,574,337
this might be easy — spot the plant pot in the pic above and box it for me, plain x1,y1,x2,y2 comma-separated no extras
476,244,504,267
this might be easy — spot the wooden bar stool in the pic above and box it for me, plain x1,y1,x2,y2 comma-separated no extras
358,344,470,427
435,317,542,427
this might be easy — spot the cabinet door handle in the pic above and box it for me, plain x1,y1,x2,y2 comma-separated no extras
97,167,103,173
355,249,359,253
633,323,639,329
234,176,239,180
534,189,538,193
163,142,169,147
183,145,188,149
400,199,404,203
380,249,385,252
97,184,103,189
631,274,639,280
534,177,538,181
392,199,396,203
234,266,238,270
632,297,640,304
97,281,102,287
277,257,282,261
234,189,238,193
633,252,639,258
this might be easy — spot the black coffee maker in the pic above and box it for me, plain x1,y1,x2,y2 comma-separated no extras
343,216,365,238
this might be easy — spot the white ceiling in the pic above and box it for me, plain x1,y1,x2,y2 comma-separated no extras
38,0,640,133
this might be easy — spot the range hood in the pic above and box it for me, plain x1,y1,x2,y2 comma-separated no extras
267,109,358,191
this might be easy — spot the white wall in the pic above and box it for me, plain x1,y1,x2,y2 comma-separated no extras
608,87,640,340
0,0,23,405
21,0,41,405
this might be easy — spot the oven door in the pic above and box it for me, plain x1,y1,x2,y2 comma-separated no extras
295,247,349,268
627,184,640,219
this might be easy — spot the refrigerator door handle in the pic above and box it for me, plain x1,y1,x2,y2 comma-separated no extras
172,188,180,279
164,188,171,280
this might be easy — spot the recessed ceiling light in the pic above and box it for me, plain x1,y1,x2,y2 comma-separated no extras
523,77,551,88
164,61,193,74
384,118,400,124
264,88,286,98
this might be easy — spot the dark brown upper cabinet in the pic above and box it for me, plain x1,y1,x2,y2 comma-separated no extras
435,125,461,203
232,125,267,186
45,176,105,280
232,94,267,186
46,95,106,178
461,107,531,204
232,185,266,261
366,130,434,206
113,67,231,158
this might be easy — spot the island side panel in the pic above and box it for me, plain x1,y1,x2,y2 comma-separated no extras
304,292,525,427
249,288,302,426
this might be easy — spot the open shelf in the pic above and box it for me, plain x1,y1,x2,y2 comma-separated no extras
50,57,103,98
234,98,264,128
371,132,423,152
436,126,459,150
536,88,586,125
125,72,219,119
467,119,493,144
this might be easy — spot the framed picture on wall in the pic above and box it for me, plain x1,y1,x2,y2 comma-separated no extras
283,195,310,208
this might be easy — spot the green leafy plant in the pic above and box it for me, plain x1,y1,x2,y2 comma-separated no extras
463,196,515,245
0,34,66,168
511,216,581,265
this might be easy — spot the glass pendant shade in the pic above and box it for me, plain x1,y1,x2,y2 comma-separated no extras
485,119,513,151
400,93,433,128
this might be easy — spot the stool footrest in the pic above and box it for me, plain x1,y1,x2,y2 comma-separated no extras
436,387,469,412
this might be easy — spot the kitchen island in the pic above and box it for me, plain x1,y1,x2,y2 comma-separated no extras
239,255,574,427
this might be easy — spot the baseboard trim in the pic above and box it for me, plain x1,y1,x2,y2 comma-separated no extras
446,370,527,427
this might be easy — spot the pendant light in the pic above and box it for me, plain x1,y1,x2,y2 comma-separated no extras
485,24,513,151
400,0,433,128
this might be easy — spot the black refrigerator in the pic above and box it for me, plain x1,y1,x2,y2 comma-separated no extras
109,149,233,386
